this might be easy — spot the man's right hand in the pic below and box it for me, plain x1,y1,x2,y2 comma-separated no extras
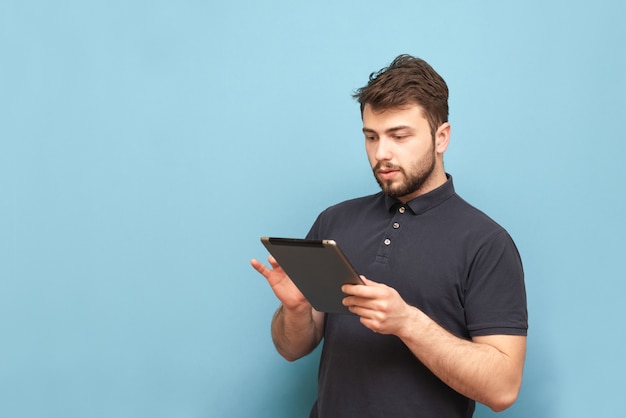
250,255,310,311
251,255,324,361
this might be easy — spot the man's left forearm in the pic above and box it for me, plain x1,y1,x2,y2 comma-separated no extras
396,306,526,412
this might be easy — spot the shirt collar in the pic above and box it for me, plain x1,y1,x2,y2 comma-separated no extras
384,174,456,215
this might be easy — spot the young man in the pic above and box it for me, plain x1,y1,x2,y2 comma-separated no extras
251,55,528,417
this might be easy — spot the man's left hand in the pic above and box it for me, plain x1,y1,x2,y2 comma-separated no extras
342,276,416,335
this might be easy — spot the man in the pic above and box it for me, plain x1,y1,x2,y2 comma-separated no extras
251,55,528,417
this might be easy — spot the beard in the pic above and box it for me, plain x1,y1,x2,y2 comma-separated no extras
372,149,436,199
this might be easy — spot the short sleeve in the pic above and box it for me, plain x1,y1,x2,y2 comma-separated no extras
464,229,528,337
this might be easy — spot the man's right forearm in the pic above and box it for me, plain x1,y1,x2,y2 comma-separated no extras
271,304,323,362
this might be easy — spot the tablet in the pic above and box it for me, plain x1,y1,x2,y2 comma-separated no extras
260,237,363,314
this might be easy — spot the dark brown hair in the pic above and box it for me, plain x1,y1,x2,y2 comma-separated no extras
353,54,449,135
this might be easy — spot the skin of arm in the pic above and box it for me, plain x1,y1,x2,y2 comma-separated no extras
342,276,526,412
251,256,325,361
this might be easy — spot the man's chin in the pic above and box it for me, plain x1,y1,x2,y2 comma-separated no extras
376,176,412,198
380,184,408,198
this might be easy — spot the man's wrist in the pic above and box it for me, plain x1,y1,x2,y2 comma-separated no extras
278,302,312,318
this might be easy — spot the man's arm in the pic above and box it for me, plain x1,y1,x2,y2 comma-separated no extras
396,307,526,411
270,303,324,361
251,256,325,361
342,277,526,412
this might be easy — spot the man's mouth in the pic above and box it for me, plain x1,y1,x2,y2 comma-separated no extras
377,168,400,180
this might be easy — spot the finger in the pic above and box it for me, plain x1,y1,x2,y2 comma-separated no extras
342,284,366,297
343,283,381,298
359,276,377,286
346,303,377,322
342,295,370,309
268,255,281,269
250,258,271,277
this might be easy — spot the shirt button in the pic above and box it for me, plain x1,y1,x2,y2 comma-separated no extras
384,238,391,245
393,222,400,229
398,207,406,214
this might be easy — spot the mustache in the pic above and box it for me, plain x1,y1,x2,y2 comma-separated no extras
374,162,402,171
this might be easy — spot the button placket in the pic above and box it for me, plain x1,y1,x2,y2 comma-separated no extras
375,205,407,263
383,206,405,247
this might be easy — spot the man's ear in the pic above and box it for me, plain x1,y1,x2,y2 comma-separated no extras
435,122,451,154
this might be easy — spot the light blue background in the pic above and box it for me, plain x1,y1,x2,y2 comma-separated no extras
2,1,625,417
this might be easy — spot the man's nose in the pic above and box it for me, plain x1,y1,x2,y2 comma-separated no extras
375,138,392,161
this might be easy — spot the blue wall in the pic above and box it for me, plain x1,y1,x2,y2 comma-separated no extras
2,1,625,417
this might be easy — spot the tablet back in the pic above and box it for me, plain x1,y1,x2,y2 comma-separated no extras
260,237,362,314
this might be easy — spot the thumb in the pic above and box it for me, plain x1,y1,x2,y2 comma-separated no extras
359,275,377,286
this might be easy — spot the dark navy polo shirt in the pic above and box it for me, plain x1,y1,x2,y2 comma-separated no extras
305,175,527,418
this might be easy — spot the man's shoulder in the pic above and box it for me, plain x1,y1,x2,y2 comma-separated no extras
448,193,504,228
441,193,517,251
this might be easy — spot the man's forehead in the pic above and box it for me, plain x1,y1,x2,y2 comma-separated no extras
362,103,428,125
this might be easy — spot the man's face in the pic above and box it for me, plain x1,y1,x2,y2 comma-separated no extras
362,104,444,202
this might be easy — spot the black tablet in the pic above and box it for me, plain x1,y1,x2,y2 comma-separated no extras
260,237,364,314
